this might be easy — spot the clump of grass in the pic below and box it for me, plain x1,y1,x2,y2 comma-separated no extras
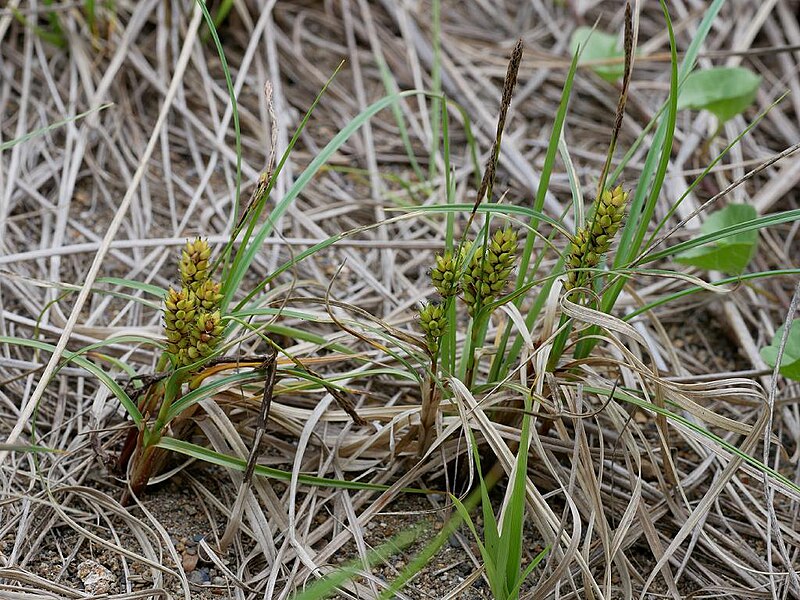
452,397,549,600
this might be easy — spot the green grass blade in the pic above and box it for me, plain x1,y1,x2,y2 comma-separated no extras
193,0,242,231
0,336,142,426
0,103,113,151
164,370,266,421
289,524,423,600
608,0,726,282
623,269,800,321
156,437,430,493
641,209,800,264
517,48,580,286
0,443,63,454
611,0,678,271
225,90,439,309
96,276,167,298
501,398,531,594
508,546,550,599
586,385,800,496
645,93,787,248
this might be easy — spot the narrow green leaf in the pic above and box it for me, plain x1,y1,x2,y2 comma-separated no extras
0,103,113,151
508,546,550,599
228,90,437,309
501,402,531,595
165,370,267,422
96,276,167,298
623,269,800,321
0,443,62,454
645,208,800,264
289,524,422,600
155,437,430,493
586,385,800,496
0,336,142,426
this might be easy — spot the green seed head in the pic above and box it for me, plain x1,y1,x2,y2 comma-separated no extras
462,227,518,316
182,310,223,366
418,302,447,354
431,251,460,298
565,186,629,292
164,288,197,360
180,238,212,291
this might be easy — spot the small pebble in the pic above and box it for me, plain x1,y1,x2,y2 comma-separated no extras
212,576,225,586
182,551,199,572
189,567,211,585
78,560,115,595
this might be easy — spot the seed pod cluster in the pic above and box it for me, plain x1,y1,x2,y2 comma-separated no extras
420,226,519,352
418,302,447,354
462,227,518,316
164,238,223,367
430,251,459,299
565,186,628,292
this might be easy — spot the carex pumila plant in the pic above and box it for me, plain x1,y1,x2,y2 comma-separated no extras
117,238,241,503
416,40,523,456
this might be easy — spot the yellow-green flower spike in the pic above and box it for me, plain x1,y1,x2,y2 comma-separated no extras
565,186,629,292
418,302,447,354
180,237,212,291
431,250,459,298
164,288,197,363
164,238,224,369
195,279,223,311
462,227,518,316
189,310,224,361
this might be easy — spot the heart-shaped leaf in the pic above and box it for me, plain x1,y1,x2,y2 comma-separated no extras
675,204,758,274
760,320,800,381
570,27,624,83
677,67,761,123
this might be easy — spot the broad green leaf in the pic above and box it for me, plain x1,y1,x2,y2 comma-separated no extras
677,67,761,123
675,204,758,274
570,27,624,83
760,321,800,381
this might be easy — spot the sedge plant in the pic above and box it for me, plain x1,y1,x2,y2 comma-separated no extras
5,1,800,597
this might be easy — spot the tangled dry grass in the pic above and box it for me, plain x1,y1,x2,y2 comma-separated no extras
1,1,799,599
